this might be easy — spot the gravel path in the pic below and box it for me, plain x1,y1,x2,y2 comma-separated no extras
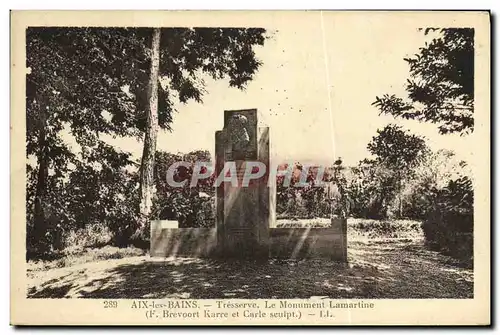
27,238,473,299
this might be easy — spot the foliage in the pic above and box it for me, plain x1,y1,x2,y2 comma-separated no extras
422,176,474,259
347,160,395,219
346,125,428,219
276,163,324,218
274,159,351,219
372,28,474,135
63,223,114,254
349,219,422,239
151,150,215,228
65,144,141,246
367,124,428,172
399,149,471,220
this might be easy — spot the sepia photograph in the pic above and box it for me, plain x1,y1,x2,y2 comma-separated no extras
10,10,491,325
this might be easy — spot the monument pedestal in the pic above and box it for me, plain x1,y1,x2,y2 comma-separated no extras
215,109,270,259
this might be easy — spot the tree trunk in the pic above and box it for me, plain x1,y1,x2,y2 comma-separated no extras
399,173,403,218
32,104,49,255
399,192,403,218
135,28,161,239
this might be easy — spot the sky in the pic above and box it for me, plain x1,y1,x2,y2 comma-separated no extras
104,13,475,168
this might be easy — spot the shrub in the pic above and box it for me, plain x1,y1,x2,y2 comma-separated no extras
422,176,473,260
152,192,215,228
63,223,113,254
349,218,422,239
178,195,215,228
275,218,331,228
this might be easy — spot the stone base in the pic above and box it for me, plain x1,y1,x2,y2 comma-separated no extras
150,220,217,258
269,225,347,262
150,218,348,262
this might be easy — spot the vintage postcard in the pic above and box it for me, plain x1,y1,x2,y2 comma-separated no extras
10,10,490,325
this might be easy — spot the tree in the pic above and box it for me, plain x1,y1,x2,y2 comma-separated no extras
367,124,428,170
137,28,161,237
366,124,428,217
372,28,474,135
26,27,149,255
26,27,268,251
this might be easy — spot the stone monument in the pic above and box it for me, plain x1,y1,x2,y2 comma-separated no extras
151,108,345,262
215,109,271,259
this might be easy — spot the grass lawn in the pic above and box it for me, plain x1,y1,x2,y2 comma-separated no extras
27,219,473,299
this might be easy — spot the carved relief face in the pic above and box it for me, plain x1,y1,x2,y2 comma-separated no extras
229,114,250,151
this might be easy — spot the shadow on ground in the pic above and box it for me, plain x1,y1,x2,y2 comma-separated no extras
27,239,473,299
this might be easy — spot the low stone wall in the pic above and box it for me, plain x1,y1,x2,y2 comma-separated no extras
150,221,217,257
269,219,347,261
150,219,347,261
